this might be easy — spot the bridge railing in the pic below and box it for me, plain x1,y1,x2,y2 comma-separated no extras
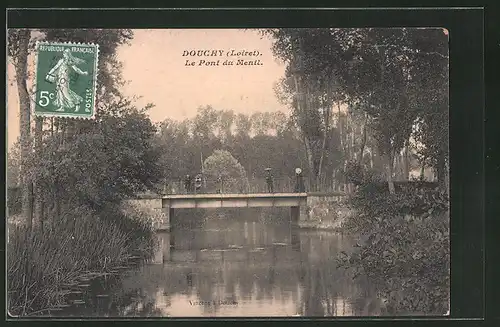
157,176,343,195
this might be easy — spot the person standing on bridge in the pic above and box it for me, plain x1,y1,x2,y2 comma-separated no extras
184,174,192,194
194,173,203,194
265,168,274,193
294,168,305,193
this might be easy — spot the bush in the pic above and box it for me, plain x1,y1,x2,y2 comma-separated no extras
344,160,364,186
339,182,450,315
7,204,157,316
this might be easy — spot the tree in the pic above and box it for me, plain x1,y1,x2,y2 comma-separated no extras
217,109,235,144
154,107,316,192
264,28,346,191
264,28,448,193
8,28,137,227
8,29,34,228
203,150,249,193
35,105,162,213
7,140,21,188
407,28,449,189
234,113,252,138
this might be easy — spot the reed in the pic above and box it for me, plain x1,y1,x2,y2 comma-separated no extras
7,203,157,316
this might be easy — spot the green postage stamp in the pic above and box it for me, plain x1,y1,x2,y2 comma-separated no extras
34,42,99,119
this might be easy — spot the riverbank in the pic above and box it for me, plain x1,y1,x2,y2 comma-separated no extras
7,203,158,317
298,196,352,232
338,182,450,315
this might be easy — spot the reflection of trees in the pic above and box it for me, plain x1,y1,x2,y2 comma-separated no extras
159,227,382,317
57,219,384,317
294,232,382,317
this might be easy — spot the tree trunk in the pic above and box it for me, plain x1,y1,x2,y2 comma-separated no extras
420,157,426,180
394,153,402,180
402,145,410,181
337,102,347,191
444,159,450,197
317,105,329,191
436,150,446,189
15,30,34,230
33,117,43,226
386,150,396,194
293,72,316,192
303,136,316,191
357,113,368,167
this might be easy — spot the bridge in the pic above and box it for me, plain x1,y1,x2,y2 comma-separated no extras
163,192,307,208
125,191,345,231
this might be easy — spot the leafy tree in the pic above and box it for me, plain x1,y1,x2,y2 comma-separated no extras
407,28,449,188
8,29,34,227
234,113,252,138
203,150,249,193
155,108,312,191
7,28,137,227
264,28,448,193
32,105,162,214
264,28,347,190
7,139,21,188
217,109,235,144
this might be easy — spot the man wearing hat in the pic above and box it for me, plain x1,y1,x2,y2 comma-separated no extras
295,168,305,193
265,168,274,193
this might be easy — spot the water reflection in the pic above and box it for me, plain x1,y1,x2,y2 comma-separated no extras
53,211,383,317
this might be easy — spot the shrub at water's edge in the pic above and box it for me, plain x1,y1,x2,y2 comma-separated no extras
7,203,158,317
338,182,450,315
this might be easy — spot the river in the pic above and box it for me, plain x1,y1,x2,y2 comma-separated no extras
51,209,383,317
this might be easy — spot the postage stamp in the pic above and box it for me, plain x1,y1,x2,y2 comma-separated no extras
34,42,99,119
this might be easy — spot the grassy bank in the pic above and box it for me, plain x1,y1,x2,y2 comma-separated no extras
338,182,450,315
299,198,351,232
7,203,158,317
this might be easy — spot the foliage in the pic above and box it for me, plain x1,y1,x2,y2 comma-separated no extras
7,203,157,316
7,28,164,317
203,150,249,193
339,182,449,314
263,28,449,190
344,160,364,186
155,107,334,184
7,139,21,187
31,106,162,211
7,187,22,216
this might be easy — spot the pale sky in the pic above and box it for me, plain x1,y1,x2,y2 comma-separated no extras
7,29,288,149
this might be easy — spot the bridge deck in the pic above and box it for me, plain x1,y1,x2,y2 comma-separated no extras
162,193,308,209
162,192,308,199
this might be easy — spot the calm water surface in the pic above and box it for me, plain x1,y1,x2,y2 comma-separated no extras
53,211,383,317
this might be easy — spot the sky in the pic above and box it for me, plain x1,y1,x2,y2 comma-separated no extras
6,29,289,149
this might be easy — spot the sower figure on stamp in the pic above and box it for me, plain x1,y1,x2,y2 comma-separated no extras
46,49,89,112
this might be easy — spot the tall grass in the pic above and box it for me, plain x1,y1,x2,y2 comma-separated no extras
7,203,158,316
